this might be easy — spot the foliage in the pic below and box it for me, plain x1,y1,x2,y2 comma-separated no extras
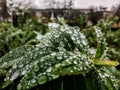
66,12,87,29
0,19,119,90
83,17,120,87
105,29,120,62
0,16,48,57
83,17,120,62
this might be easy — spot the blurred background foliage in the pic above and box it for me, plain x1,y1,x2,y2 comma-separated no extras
0,10,49,57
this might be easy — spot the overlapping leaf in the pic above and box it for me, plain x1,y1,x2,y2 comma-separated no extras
85,67,119,90
52,52,92,76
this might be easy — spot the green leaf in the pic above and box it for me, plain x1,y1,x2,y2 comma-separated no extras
4,45,54,83
94,26,107,60
95,67,119,90
85,69,107,90
93,60,119,66
0,45,35,69
17,51,71,90
85,67,119,90
52,52,92,76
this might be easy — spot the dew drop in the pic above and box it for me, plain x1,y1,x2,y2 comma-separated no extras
10,71,20,80
46,67,52,72
73,60,78,64
81,40,87,45
70,70,73,73
66,30,72,34
21,69,26,75
71,36,76,40
38,76,47,84
80,33,86,39
57,56,62,60
44,43,49,47
12,64,17,69
51,52,56,56
55,63,61,68
31,79,36,83
77,40,80,44
61,28,65,31
18,64,24,68
54,34,60,38
104,73,110,77
34,65,39,72
73,67,77,70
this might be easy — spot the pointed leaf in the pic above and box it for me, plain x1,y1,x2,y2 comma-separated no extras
52,52,92,76
94,60,119,66
94,67,119,90
94,26,107,60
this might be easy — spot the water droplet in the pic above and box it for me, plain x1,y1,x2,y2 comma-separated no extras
35,47,40,51
70,70,73,73
80,33,86,39
18,64,24,68
31,79,36,83
46,67,52,72
77,40,80,44
38,76,47,84
81,40,87,45
51,52,56,56
57,55,62,60
82,74,86,76
54,33,60,38
104,73,109,77
78,67,83,70
34,65,39,72
66,59,71,64
48,23,59,29
73,67,77,70
66,30,72,34
10,71,20,80
73,60,77,64
71,36,76,40
44,43,49,47
39,51,43,54
21,70,26,75
27,81,31,85
55,63,61,68
12,64,17,69
61,28,65,31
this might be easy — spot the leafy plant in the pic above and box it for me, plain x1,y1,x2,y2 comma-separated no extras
0,18,48,57
0,19,119,90
83,17,120,62
0,23,34,57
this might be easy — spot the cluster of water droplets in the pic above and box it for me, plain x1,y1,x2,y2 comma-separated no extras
4,44,55,82
95,67,119,90
53,52,92,76
93,26,107,60
0,45,35,69
1,21,118,90
94,26,106,46
41,23,89,55
48,22,60,31
17,51,71,89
